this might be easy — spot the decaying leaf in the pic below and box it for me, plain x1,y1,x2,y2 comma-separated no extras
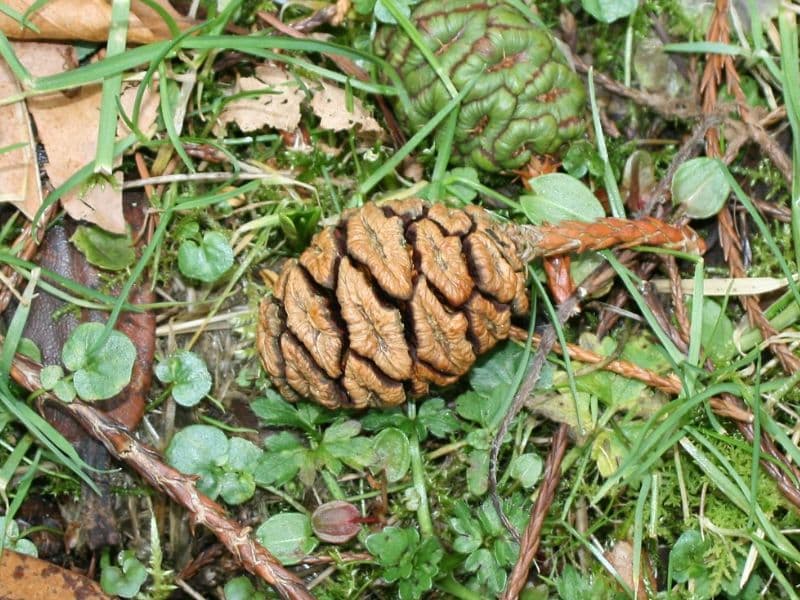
0,42,159,232
309,81,382,133
218,66,305,133
0,550,108,600
216,63,383,137
0,0,193,44
0,55,40,219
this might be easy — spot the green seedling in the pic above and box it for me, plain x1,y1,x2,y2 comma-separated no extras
155,350,212,407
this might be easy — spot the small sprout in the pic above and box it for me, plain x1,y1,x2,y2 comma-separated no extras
671,157,731,219
70,225,135,271
165,425,229,499
311,501,362,544
255,513,318,565
178,231,234,282
155,350,212,407
61,322,136,401
100,549,148,598
670,530,711,584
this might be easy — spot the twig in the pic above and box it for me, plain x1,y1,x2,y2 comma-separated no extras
501,423,569,600
489,296,580,542
7,351,316,600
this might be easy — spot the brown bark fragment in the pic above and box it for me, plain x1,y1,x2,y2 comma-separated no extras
410,277,475,375
342,351,406,408
411,218,473,306
0,550,108,600
283,265,343,378
299,227,340,289
464,230,517,303
465,292,511,354
346,202,413,299
281,333,344,409
336,257,412,380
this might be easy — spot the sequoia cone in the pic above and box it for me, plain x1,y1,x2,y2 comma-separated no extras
257,200,703,410
374,0,586,172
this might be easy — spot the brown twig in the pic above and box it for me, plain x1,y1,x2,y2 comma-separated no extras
501,423,569,600
7,351,316,600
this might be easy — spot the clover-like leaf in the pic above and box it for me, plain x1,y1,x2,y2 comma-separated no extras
155,350,212,407
61,323,136,401
178,231,234,283
255,513,318,565
670,530,710,583
165,425,229,499
70,225,135,271
100,550,148,598
671,157,730,219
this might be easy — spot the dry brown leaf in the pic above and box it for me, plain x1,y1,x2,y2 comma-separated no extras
0,0,192,44
217,64,384,138
218,66,305,133
0,42,160,232
310,81,381,133
604,540,655,598
0,549,109,600
0,53,41,219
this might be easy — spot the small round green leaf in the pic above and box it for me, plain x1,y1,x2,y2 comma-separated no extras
670,530,710,583
671,157,731,219
581,0,638,23
40,365,64,390
224,577,266,600
255,513,318,565
178,231,234,283
520,173,604,225
509,452,544,488
155,350,212,407
372,427,411,483
165,425,229,498
61,323,136,401
70,225,135,271
100,551,147,598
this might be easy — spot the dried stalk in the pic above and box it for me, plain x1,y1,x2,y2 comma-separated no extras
502,423,569,600
7,351,316,600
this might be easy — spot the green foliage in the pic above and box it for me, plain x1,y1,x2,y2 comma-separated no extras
155,350,212,407
521,173,605,224
177,231,234,282
672,157,732,219
255,513,318,565
165,425,261,505
448,496,528,595
0,516,37,557
581,0,638,23
60,322,136,401
365,527,443,600
69,225,135,271
224,576,267,600
100,549,148,599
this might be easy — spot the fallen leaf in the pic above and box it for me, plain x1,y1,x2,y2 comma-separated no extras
310,81,382,133
604,540,655,598
218,66,305,132
0,549,109,600
0,53,41,219
1,42,159,232
0,0,193,44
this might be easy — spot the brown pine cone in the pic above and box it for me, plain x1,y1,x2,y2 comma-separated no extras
257,199,529,410
257,200,704,410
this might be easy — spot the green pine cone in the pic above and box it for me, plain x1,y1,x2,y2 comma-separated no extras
374,0,587,172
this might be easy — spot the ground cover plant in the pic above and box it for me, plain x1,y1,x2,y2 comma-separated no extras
1,0,800,598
